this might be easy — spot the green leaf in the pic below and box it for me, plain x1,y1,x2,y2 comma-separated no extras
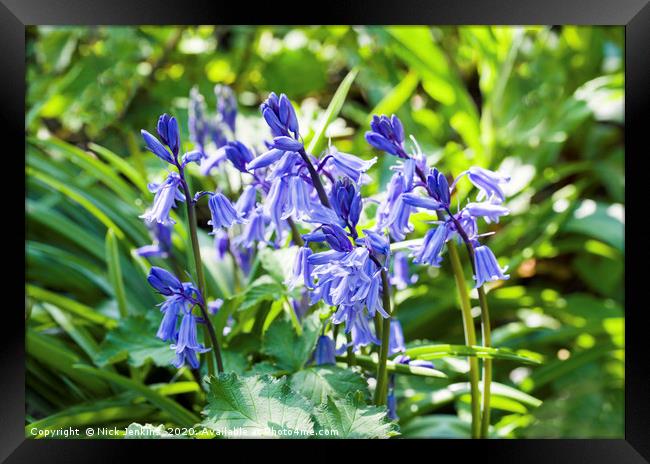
306,67,358,156
312,391,398,439
201,373,314,438
73,365,199,427
237,275,286,311
88,142,150,194
290,366,369,405
40,303,103,364
27,285,118,329
95,315,175,368
400,415,470,438
563,200,624,252
27,166,126,240
262,314,321,372
345,355,448,379
404,344,543,365
105,228,128,318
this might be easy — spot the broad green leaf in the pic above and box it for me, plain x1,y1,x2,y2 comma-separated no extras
262,314,321,372
201,373,314,438
306,67,358,156
290,366,369,405
237,275,285,311
312,391,398,439
94,315,175,368
563,200,624,252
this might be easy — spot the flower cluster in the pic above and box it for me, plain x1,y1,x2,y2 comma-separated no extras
368,114,511,288
147,267,209,369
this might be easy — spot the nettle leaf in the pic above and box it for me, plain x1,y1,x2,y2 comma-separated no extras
95,315,174,368
262,314,321,372
201,373,314,438
290,366,369,405
312,391,399,439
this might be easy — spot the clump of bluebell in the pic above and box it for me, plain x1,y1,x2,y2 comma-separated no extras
366,117,511,288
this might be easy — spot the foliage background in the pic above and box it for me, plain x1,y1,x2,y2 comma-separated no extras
25,26,624,438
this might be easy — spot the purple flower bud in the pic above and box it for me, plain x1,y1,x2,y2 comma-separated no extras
427,168,451,206
271,136,303,152
322,223,353,252
156,114,180,156
141,129,174,164
362,229,390,256
224,141,254,172
330,179,362,227
181,150,203,167
247,148,285,171
147,266,183,296
313,335,336,365
366,114,407,158
234,185,258,218
401,192,442,210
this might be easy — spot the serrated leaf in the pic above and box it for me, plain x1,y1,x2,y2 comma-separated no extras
312,392,398,439
95,315,175,368
290,366,369,405
262,314,321,372
201,373,314,438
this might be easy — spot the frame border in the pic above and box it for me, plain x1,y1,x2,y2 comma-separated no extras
6,0,648,460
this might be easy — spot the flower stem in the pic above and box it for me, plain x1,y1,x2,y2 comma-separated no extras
373,268,393,406
478,286,492,438
447,240,481,439
179,174,224,375
298,148,330,208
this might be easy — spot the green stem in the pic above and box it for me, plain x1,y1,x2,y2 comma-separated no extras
345,332,356,367
478,286,492,438
180,177,224,375
373,269,393,406
447,240,481,439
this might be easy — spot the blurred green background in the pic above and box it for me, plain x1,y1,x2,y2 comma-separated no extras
26,26,624,438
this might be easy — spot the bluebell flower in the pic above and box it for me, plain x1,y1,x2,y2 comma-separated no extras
234,185,258,219
181,150,203,167
263,177,289,238
412,223,450,267
362,229,391,257
473,245,509,288
377,172,414,241
199,148,228,176
208,298,224,315
171,311,210,369
283,176,313,221
465,201,509,224
224,141,254,172
207,192,246,231
234,207,267,248
330,179,362,228
188,87,209,154
388,319,406,355
348,310,380,348
291,290,311,321
215,84,237,133
136,222,173,258
140,172,185,226
323,148,376,183
213,229,229,260
365,114,407,158
387,389,398,420
391,251,418,290
261,92,299,138
156,282,197,342
393,354,435,370
460,167,510,204
313,335,336,365
156,113,180,156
